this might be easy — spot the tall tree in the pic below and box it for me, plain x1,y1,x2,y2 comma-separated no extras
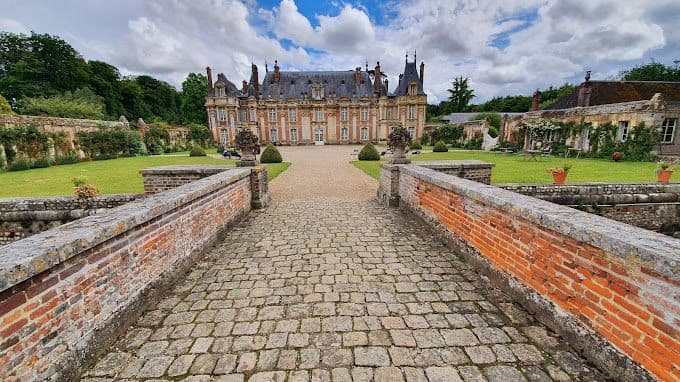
446,77,475,112
88,60,125,118
619,62,680,81
180,73,208,125
134,75,181,124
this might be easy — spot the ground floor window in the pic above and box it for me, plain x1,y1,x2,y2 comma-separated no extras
220,130,228,146
662,118,677,143
617,120,629,142
290,128,298,142
341,127,348,140
360,127,368,140
270,129,278,142
315,128,324,142
407,127,415,138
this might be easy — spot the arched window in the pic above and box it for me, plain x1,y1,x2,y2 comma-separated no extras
408,82,418,95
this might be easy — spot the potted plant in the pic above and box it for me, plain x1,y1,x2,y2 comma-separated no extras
546,164,571,185
234,128,259,166
388,126,412,164
657,162,675,183
612,151,624,162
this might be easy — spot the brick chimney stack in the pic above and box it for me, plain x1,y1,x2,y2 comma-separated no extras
206,67,213,91
419,61,425,85
398,73,403,87
531,89,541,111
355,67,362,85
251,63,259,94
273,60,280,84
384,78,388,93
374,62,381,96
242,80,248,93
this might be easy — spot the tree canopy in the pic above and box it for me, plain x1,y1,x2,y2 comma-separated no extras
446,77,475,113
619,62,680,82
181,73,208,125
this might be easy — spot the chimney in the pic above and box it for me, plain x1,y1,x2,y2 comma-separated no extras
273,60,280,84
384,78,389,93
577,71,592,107
419,61,425,85
242,80,248,93
374,61,381,96
531,89,541,111
398,73,403,87
355,67,362,85
206,66,213,91
251,63,259,94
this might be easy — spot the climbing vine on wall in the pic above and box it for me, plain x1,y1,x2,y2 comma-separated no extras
0,124,50,164
589,122,658,161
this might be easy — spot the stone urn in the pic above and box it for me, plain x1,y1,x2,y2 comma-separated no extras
388,126,412,164
234,128,259,167
391,145,410,164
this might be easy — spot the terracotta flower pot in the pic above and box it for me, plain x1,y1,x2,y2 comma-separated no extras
552,172,568,185
612,151,623,162
657,169,673,183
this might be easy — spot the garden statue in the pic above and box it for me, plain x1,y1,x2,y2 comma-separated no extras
234,128,259,166
388,126,412,164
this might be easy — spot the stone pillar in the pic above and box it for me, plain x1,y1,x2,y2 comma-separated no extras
250,166,271,209
377,163,401,207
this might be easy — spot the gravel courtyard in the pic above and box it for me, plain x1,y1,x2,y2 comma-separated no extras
83,146,605,382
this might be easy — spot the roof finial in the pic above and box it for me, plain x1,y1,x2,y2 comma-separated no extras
405,51,408,63
365,60,368,72
265,60,268,73
414,50,417,62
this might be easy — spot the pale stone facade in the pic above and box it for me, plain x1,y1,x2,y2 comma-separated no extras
205,58,427,146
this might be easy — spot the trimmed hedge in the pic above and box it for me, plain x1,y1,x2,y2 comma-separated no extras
189,146,207,157
433,140,449,152
358,142,380,160
410,139,422,150
260,144,283,163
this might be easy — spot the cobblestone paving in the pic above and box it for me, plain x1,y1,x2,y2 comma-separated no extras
83,200,607,382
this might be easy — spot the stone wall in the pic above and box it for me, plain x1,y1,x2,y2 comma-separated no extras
0,167,259,381
500,183,680,236
0,194,142,245
385,164,679,382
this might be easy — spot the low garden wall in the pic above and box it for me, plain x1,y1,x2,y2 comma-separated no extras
382,164,679,382
500,183,680,236
0,166,266,381
0,194,142,245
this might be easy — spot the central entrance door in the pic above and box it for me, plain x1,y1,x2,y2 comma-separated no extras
314,128,325,145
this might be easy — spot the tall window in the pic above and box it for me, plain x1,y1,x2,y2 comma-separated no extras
408,83,417,95
360,127,368,140
238,109,248,122
250,108,257,122
315,107,323,122
661,118,677,143
617,120,629,141
270,129,278,143
268,108,277,123
408,105,417,119
289,107,297,122
220,130,228,146
290,128,298,142
341,127,348,141
218,108,227,122
340,107,348,121
361,107,369,121
408,127,415,138
216,86,225,97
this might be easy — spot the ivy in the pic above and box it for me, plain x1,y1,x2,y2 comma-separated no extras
77,125,142,159
0,124,50,164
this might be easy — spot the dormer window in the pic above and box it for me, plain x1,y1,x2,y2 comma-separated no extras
312,85,324,99
216,85,225,97
408,82,418,96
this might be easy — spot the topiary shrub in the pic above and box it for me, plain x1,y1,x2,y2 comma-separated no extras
433,140,448,152
189,146,206,157
8,157,31,171
358,142,380,160
260,143,283,163
410,139,422,150
31,157,51,168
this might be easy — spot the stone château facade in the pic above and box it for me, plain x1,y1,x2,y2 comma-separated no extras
205,57,427,146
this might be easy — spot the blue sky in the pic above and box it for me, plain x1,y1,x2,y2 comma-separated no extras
1,0,678,103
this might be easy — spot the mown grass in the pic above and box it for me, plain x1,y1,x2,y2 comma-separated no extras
351,149,667,184
0,155,291,197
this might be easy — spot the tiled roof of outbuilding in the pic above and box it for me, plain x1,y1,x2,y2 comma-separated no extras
545,81,680,110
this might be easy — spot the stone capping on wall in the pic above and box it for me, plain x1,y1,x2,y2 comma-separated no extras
138,164,233,177
0,113,122,128
0,194,142,215
499,183,680,205
399,165,679,279
415,159,495,172
0,168,251,292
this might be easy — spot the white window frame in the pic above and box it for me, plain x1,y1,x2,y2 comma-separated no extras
408,105,417,119
340,107,348,121
617,120,629,142
315,107,323,122
268,108,277,123
290,128,298,142
289,107,297,122
360,127,368,140
218,108,227,122
270,128,278,143
341,127,348,141
238,109,248,122
361,107,369,121
407,127,415,138
661,118,677,143
220,130,228,146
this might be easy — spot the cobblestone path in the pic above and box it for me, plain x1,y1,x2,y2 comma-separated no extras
84,199,606,382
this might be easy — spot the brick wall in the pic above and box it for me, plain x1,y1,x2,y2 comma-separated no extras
392,165,679,382
0,168,256,381
139,165,233,195
0,194,142,245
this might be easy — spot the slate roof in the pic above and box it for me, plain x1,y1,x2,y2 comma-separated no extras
546,81,680,110
209,73,239,97
259,71,376,99
393,61,425,96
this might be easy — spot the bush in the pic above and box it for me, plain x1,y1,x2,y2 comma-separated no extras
19,88,105,119
72,177,100,198
358,142,380,160
8,157,31,171
410,139,422,150
189,146,206,157
77,126,142,158
433,140,449,152
260,144,283,163
93,154,116,161
56,152,79,165
31,157,51,168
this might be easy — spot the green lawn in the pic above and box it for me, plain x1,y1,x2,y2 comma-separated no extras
351,149,667,184
0,155,291,197
267,162,291,181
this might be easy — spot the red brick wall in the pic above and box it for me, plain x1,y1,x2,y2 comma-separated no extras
398,166,679,382
0,170,252,381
